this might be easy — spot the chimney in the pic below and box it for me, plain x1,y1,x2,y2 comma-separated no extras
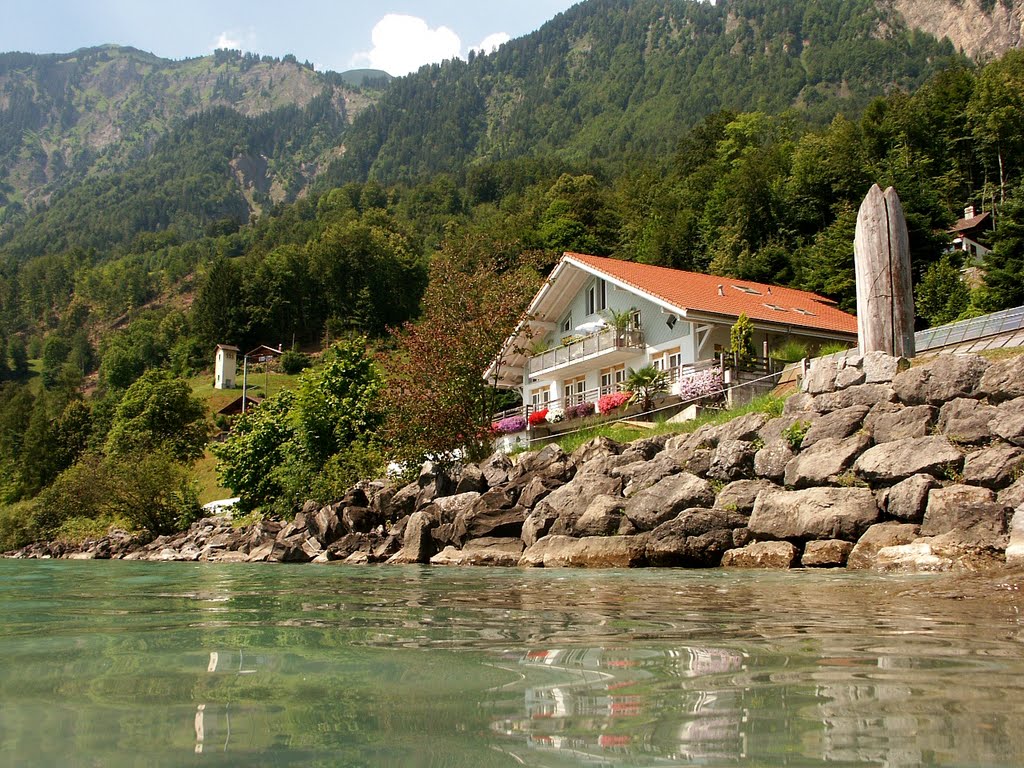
964,205,976,219
717,284,724,297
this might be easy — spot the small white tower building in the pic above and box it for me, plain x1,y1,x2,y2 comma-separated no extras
214,344,240,389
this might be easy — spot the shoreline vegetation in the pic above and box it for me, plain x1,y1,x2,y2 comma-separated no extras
9,350,1024,574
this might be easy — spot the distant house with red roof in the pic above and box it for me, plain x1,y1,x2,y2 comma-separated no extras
948,205,992,263
486,252,857,413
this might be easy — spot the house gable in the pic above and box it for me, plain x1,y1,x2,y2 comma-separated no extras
487,252,857,390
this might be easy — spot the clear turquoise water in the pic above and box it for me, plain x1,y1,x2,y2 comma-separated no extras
1,561,1022,767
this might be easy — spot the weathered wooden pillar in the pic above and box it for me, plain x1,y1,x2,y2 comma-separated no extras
854,184,915,358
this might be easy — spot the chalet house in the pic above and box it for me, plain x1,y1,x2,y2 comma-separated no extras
246,344,284,365
949,205,992,262
487,252,858,414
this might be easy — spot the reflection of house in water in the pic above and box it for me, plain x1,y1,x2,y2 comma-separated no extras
193,650,270,754
492,645,747,764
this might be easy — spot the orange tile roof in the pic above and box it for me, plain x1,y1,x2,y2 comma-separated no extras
565,252,858,335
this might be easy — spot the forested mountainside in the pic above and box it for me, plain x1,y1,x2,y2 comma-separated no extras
326,0,974,185
0,45,376,235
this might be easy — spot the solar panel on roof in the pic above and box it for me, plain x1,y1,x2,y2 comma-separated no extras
915,304,1024,352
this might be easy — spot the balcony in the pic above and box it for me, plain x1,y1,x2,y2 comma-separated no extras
528,328,645,377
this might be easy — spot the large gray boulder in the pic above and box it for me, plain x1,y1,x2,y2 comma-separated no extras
749,487,879,541
861,351,911,384
883,474,937,523
308,503,343,544
800,405,870,449
753,439,796,483
519,535,647,568
962,444,1024,489
533,473,624,532
863,403,936,443
813,384,897,413
853,436,963,484
430,538,524,567
804,358,837,394
891,353,990,405
715,412,771,444
921,485,1009,548
453,463,487,495
846,522,921,569
510,443,575,484
783,434,872,488
574,495,631,537
706,439,756,482
456,491,528,543
993,397,1024,446
618,451,681,497
714,479,778,514
570,436,624,466
801,539,853,567
644,507,748,567
340,506,382,535
480,452,513,487
387,508,439,564
937,398,997,444
976,354,1024,402
721,541,799,568
623,472,715,531
516,475,564,510
521,508,558,548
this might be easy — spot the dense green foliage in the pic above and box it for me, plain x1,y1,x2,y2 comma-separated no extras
213,338,384,513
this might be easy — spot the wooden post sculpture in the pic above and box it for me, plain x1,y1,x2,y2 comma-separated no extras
854,184,915,358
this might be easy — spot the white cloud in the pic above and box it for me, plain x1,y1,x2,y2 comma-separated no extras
470,32,511,56
352,14,461,76
213,31,242,51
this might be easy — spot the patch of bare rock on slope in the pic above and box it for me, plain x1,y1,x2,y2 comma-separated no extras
10,351,1024,574
890,0,1023,59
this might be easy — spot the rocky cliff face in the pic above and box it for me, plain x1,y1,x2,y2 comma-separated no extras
891,0,1024,58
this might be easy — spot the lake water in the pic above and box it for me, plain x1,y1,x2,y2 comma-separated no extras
1,561,1022,767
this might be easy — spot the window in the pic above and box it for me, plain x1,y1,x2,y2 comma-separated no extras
586,279,607,315
732,284,762,295
600,364,626,392
564,375,587,406
629,309,641,330
654,347,680,375
531,389,551,409
561,314,573,333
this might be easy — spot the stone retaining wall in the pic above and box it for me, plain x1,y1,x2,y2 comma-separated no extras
11,351,1024,573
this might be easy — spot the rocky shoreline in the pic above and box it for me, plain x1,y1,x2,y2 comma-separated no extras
8,351,1024,573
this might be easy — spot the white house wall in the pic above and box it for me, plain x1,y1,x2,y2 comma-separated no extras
529,278,703,408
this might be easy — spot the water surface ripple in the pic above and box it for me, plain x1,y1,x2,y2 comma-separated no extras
1,561,1022,767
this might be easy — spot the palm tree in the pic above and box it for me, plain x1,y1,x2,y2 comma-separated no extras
624,364,668,414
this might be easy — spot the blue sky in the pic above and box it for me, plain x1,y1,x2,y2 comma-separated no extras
0,1,581,76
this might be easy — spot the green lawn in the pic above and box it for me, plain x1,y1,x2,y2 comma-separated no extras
189,368,303,414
